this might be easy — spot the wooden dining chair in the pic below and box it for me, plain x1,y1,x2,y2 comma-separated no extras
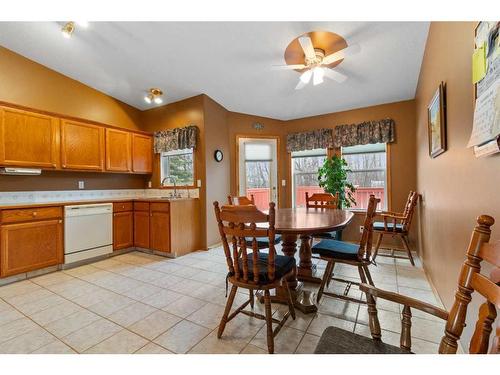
306,192,340,240
213,201,296,354
228,194,282,250
227,195,255,205
372,190,419,266
315,214,500,354
312,195,380,304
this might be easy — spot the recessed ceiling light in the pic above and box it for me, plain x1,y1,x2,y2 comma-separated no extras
144,88,164,105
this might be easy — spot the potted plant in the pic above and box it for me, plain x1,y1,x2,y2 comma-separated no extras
318,155,356,208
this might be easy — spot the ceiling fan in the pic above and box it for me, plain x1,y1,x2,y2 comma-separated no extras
273,35,360,90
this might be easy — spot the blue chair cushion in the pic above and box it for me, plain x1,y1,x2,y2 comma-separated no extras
236,252,296,283
312,239,359,260
373,222,404,232
245,235,282,248
313,231,337,239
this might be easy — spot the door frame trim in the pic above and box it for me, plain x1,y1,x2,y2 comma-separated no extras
235,134,281,207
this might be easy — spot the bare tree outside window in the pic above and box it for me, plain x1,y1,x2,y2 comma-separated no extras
161,149,194,186
342,143,387,209
291,149,327,207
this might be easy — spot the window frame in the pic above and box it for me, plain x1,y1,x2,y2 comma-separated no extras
159,148,197,189
340,143,391,213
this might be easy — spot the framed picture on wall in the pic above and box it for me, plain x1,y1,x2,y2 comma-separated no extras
427,82,447,158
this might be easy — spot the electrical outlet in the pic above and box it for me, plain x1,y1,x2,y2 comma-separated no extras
148,181,152,188
359,225,364,233
78,181,85,190
281,179,286,187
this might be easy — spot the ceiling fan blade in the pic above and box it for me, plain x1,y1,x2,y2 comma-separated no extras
295,80,307,90
324,68,348,83
295,69,313,90
321,43,361,65
313,68,324,86
271,64,307,70
298,36,316,61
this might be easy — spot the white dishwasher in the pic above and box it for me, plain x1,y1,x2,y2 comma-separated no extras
64,203,113,264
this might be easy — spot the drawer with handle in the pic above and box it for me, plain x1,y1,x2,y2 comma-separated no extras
113,201,133,212
1,206,63,224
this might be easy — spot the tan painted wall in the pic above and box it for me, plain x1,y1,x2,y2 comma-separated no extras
140,95,207,249
203,96,230,246
415,21,499,345
0,46,147,191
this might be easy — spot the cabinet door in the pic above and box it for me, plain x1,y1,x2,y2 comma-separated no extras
113,211,133,250
61,119,104,170
106,128,131,172
150,210,170,253
131,134,152,173
0,106,59,168
133,211,150,248
0,219,63,277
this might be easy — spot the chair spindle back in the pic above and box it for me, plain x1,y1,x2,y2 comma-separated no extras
214,202,277,285
358,195,380,261
439,215,500,354
305,192,339,209
227,195,255,206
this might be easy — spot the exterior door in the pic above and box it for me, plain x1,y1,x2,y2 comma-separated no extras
238,137,278,211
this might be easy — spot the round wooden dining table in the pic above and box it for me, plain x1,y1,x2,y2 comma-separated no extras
259,207,354,313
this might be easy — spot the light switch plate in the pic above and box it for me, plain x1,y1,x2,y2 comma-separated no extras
78,181,85,190
197,179,202,187
281,179,286,187
148,181,152,188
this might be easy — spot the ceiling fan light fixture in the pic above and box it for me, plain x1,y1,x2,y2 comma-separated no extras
76,21,89,28
144,95,152,104
153,97,163,104
313,67,325,86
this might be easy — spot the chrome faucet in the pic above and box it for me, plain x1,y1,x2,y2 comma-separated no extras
161,176,180,198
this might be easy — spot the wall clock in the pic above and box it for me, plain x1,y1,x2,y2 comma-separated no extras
214,149,223,162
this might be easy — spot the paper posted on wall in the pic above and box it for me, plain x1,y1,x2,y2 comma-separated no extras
467,79,500,148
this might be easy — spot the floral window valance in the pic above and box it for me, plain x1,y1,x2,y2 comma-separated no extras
333,118,395,147
286,129,334,152
154,125,198,153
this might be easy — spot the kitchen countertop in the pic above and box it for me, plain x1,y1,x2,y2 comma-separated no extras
0,197,199,210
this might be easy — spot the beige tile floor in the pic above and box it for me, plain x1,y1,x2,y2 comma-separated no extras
0,246,447,354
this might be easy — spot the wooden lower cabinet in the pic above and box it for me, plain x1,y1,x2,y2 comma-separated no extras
150,209,170,254
133,210,150,249
113,211,133,250
0,218,63,277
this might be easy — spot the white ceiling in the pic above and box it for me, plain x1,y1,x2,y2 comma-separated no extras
0,22,429,120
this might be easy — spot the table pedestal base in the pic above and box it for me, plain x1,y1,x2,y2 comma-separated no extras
256,281,318,314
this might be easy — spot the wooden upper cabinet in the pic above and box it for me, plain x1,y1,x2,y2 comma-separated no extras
105,128,131,172
0,106,59,168
61,119,104,170
131,134,153,174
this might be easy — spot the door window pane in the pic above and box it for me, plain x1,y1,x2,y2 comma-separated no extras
291,148,327,207
245,161,270,210
160,148,194,186
342,143,387,210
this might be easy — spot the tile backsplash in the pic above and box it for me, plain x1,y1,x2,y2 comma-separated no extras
0,188,199,205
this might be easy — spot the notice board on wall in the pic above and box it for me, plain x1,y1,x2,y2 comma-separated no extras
468,21,500,157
